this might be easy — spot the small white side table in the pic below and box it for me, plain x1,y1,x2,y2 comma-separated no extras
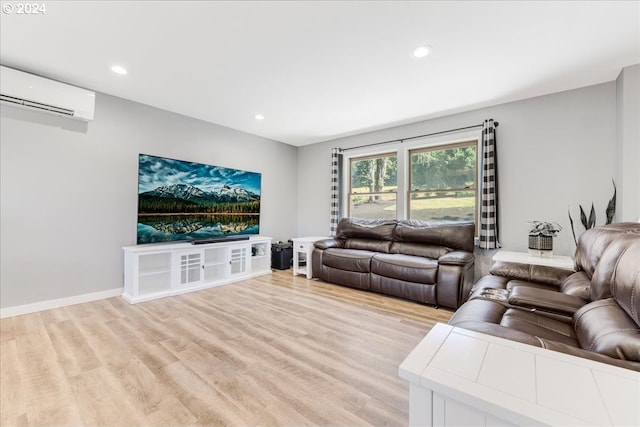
493,250,575,271
292,236,329,279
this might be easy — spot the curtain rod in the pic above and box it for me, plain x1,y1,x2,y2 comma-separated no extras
340,121,499,152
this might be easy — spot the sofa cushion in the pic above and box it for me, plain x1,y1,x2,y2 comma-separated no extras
500,309,579,347
574,299,640,361
572,236,640,362
321,267,371,290
539,339,640,371
490,261,571,289
610,236,640,322
505,279,558,292
394,220,475,252
345,238,392,253
371,253,438,284
452,297,578,343
370,274,436,304
590,233,639,300
322,248,376,273
336,218,396,241
574,225,634,279
389,242,448,259
559,271,592,300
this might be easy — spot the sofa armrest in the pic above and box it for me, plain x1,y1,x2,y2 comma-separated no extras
314,238,344,250
490,261,573,288
508,286,587,317
437,252,475,309
438,251,474,266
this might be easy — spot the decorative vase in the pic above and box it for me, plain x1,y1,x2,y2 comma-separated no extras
528,234,553,256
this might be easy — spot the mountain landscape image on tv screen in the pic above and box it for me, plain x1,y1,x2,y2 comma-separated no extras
137,154,261,244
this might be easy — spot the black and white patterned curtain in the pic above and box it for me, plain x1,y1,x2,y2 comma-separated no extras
479,119,500,249
329,148,343,236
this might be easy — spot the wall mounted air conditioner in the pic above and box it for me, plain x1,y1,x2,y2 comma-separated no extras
0,65,95,121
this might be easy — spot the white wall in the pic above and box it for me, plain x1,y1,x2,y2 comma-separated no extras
297,82,619,257
616,64,640,221
0,93,298,309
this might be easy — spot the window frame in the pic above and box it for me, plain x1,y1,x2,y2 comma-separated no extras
341,129,482,235
347,151,399,219
408,140,479,230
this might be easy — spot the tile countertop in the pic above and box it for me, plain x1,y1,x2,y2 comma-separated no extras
399,323,640,426
492,250,575,270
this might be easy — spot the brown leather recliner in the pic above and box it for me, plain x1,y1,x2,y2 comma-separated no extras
312,218,475,309
473,223,640,302
449,223,640,371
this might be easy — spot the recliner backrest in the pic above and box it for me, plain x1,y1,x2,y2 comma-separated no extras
590,232,640,300
611,236,640,325
336,218,396,241
335,218,475,256
344,238,392,253
393,220,475,252
574,225,633,278
572,236,640,363
571,223,640,301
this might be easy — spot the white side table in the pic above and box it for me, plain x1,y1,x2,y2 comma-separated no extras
292,236,330,279
493,250,575,271
399,323,640,427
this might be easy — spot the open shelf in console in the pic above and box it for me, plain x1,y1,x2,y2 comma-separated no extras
137,252,172,294
123,236,272,304
138,252,172,276
139,271,173,295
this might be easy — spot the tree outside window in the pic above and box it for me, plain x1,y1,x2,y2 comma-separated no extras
409,141,477,227
349,153,397,219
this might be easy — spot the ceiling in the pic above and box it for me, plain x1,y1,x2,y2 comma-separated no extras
1,1,639,146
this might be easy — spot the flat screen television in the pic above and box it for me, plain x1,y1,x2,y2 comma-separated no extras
137,154,261,244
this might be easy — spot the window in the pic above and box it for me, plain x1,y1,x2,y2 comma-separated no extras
343,132,481,230
409,141,477,225
349,153,397,219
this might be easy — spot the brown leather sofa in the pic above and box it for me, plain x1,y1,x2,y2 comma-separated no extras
312,218,475,309
449,223,640,371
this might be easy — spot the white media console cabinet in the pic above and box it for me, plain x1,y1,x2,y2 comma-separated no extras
122,236,272,303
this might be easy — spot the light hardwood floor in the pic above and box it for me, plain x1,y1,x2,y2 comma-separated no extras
0,270,452,427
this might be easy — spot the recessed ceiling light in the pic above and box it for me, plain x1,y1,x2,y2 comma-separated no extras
254,114,265,120
412,45,432,58
111,65,128,75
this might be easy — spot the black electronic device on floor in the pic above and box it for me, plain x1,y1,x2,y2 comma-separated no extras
271,241,293,270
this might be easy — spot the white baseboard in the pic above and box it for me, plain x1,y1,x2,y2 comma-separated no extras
0,288,123,319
